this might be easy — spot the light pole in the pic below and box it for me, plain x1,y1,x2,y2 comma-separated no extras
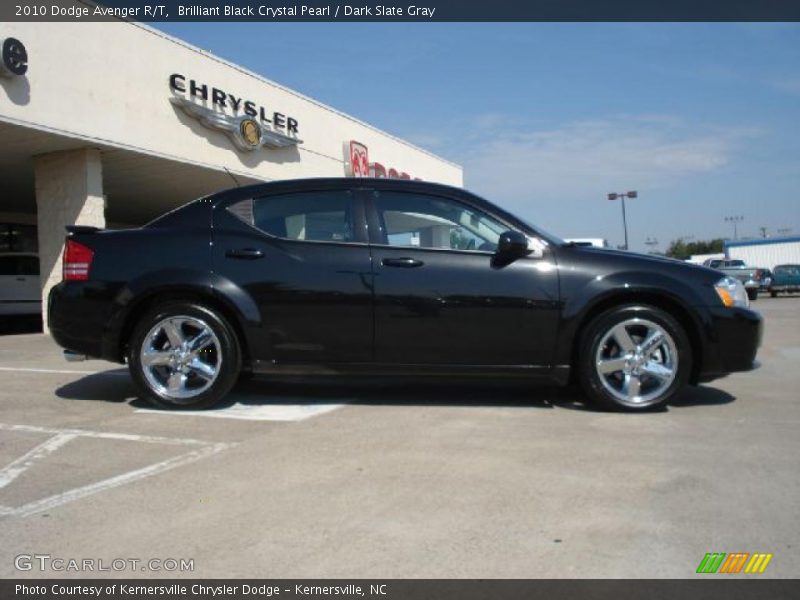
608,191,637,250
725,215,744,240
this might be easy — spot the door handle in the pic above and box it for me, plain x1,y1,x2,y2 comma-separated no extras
226,248,264,260
382,257,424,268
16,277,26,281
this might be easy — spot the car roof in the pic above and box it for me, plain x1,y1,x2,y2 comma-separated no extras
216,177,470,203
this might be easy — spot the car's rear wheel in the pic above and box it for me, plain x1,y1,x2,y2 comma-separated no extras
770,290,778,298
578,304,691,412
747,288,758,301
128,302,241,409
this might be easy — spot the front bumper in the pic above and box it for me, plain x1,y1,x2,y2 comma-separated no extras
696,306,763,383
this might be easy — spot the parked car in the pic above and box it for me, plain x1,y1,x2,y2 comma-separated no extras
756,268,772,293
769,264,800,297
0,252,40,315
702,258,762,301
48,179,763,412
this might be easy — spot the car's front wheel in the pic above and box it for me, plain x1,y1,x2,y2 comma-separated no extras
128,302,241,409
578,304,691,412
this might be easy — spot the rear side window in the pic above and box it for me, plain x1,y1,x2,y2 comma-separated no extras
232,190,357,244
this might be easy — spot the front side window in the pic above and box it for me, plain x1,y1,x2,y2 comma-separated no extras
373,192,507,252
245,190,356,243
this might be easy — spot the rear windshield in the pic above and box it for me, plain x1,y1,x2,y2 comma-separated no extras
0,255,39,276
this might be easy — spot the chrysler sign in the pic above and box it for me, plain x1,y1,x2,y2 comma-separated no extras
169,73,302,151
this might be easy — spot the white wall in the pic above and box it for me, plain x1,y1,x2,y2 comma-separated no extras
728,241,800,270
0,19,461,185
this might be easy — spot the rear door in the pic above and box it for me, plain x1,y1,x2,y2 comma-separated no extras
213,186,374,364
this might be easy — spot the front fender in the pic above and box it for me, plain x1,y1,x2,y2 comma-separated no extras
554,268,712,366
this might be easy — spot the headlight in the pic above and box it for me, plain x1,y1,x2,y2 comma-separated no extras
714,276,749,308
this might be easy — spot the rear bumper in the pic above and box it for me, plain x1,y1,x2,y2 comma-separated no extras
48,282,122,362
696,306,763,383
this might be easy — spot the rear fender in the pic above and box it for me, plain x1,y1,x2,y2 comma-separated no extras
103,269,260,360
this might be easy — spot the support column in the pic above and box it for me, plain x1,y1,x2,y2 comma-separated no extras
34,148,105,330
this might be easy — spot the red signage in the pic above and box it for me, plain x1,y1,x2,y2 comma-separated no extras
346,141,370,177
344,140,420,180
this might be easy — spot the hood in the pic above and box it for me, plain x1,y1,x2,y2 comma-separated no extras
563,244,723,281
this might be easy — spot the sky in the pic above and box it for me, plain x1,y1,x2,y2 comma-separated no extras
155,22,800,252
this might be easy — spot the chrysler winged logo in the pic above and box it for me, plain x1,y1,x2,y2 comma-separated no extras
170,96,303,152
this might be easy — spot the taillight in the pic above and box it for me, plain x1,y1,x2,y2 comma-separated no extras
63,239,94,281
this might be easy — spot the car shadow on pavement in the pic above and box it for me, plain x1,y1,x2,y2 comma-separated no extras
55,370,137,403
668,384,736,408
54,371,734,413
230,378,570,410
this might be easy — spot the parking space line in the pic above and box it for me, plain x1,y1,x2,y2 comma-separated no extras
8,442,230,518
135,402,345,422
0,423,213,446
0,423,233,518
0,366,128,376
0,432,77,489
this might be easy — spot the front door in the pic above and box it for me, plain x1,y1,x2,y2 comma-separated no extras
365,189,560,367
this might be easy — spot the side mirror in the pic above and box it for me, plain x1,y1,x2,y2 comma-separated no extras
497,230,531,257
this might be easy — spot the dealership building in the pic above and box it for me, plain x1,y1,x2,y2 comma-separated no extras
0,19,462,324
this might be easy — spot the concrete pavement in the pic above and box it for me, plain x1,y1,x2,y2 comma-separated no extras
0,297,798,578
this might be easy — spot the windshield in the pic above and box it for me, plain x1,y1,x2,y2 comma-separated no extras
516,218,565,245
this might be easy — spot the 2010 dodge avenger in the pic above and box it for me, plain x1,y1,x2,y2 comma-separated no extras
48,178,762,411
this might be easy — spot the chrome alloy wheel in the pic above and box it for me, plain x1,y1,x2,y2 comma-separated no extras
594,317,678,407
139,316,222,401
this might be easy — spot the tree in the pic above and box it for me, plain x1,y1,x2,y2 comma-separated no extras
665,238,724,260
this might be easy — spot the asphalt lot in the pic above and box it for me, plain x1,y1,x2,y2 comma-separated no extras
0,296,798,578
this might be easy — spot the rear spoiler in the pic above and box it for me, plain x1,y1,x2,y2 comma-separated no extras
65,225,101,235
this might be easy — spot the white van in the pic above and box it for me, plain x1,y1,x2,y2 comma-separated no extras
0,253,40,315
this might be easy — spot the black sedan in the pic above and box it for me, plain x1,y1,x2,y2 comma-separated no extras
48,179,762,411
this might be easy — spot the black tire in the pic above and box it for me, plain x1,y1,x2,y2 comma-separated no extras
577,304,692,412
127,302,241,409
746,288,758,301
770,290,778,298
